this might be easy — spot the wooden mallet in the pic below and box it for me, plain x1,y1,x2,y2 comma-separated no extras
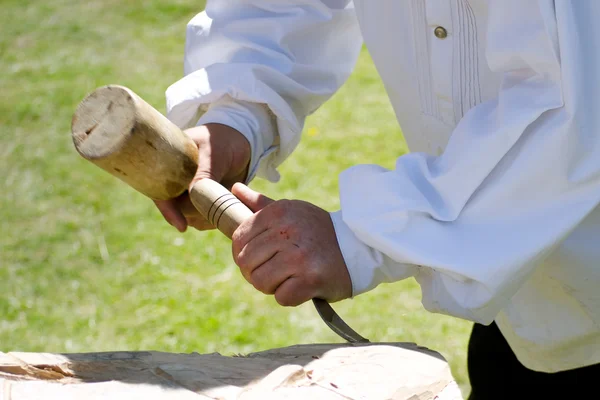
71,85,368,343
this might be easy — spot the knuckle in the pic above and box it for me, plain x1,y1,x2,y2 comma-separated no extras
231,222,250,251
274,281,308,307
277,198,291,207
233,248,249,270
232,242,249,270
268,203,285,219
269,199,291,218
280,199,295,213
250,271,273,295
275,292,298,307
231,228,242,246
193,171,216,184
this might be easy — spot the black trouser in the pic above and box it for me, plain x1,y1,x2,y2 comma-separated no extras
467,322,598,399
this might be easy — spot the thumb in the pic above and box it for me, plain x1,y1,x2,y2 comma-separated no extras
232,183,274,212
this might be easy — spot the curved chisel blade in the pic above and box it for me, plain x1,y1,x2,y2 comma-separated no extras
311,298,370,343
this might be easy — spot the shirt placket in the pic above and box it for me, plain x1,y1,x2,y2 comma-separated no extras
425,0,455,127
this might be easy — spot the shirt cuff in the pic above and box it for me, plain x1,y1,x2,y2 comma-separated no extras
328,211,381,296
331,210,418,297
197,96,279,183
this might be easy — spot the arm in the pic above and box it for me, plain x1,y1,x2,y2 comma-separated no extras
166,0,363,182
335,1,597,324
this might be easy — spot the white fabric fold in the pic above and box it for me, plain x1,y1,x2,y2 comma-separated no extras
340,0,566,324
166,0,600,372
330,211,417,296
166,0,362,182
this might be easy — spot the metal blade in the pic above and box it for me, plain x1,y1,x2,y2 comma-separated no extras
312,298,370,343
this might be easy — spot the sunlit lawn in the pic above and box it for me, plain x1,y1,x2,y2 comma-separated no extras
0,0,472,395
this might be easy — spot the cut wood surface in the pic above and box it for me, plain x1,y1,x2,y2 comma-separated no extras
71,85,199,201
0,343,462,400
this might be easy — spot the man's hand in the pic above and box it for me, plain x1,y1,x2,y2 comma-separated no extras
154,123,251,232
230,183,352,306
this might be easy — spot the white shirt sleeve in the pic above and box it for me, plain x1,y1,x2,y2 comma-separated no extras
335,2,600,325
166,0,363,182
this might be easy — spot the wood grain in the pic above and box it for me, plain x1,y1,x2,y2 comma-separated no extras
0,343,462,399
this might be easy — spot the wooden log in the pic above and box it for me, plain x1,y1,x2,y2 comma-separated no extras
0,343,462,399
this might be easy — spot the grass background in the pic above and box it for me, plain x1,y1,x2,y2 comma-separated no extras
0,0,472,396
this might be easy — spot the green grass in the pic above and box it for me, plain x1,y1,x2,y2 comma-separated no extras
0,0,472,396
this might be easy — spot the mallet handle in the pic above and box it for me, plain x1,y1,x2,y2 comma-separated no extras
189,179,252,239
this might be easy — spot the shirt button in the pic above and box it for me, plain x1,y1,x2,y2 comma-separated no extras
434,26,448,39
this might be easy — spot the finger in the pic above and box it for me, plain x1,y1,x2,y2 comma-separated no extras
153,199,187,232
235,228,283,279
186,216,216,231
273,277,316,307
185,125,243,190
232,200,286,254
232,217,269,263
232,183,274,212
183,125,205,143
173,193,216,231
175,193,201,218
248,252,295,295
184,126,221,190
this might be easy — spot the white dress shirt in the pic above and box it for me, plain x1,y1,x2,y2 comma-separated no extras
166,0,600,373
